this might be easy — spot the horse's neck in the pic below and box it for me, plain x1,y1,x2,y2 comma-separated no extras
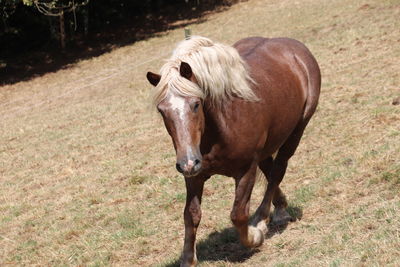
203,101,233,142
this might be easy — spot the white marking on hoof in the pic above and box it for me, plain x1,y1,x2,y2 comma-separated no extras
256,220,268,235
247,226,264,247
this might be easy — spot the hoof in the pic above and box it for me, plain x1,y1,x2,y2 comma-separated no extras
255,219,268,235
180,258,197,267
242,226,264,248
181,252,197,267
180,262,196,267
271,208,294,226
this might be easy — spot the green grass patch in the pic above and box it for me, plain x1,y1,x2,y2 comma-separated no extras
128,173,148,186
291,185,315,207
113,211,147,240
381,165,400,185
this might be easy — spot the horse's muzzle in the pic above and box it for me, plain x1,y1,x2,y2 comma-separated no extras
176,157,202,177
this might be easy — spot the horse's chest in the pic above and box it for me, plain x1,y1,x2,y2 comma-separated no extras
202,141,258,177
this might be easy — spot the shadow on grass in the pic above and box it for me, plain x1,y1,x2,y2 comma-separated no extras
164,205,303,267
265,205,303,239
0,1,235,86
164,227,259,267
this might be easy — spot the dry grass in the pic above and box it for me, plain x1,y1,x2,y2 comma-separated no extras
1,0,399,266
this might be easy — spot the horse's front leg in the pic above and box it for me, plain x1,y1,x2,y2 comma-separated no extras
181,177,206,267
231,163,264,248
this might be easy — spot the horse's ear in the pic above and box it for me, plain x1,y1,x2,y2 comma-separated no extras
180,61,192,80
146,72,161,86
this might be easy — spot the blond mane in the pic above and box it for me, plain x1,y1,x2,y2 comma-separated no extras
152,36,258,106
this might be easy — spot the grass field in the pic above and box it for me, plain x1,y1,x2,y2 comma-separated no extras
1,0,399,266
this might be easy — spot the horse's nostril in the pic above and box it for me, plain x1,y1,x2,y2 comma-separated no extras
194,159,201,165
176,163,183,173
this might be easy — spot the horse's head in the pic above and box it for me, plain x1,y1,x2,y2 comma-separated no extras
147,62,204,177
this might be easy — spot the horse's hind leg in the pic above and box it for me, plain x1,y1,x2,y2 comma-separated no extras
258,157,293,226
252,121,309,230
259,157,293,226
251,157,290,232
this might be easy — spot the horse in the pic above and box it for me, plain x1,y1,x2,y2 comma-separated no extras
146,36,320,266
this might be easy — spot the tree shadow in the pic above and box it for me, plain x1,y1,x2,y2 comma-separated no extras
163,205,303,267
0,1,237,86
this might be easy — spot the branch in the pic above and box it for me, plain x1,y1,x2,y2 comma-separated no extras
33,0,89,17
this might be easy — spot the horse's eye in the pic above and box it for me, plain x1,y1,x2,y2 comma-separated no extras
193,102,200,112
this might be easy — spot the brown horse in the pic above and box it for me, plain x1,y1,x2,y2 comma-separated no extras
146,36,320,266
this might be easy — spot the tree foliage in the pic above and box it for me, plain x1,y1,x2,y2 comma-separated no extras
0,0,235,60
